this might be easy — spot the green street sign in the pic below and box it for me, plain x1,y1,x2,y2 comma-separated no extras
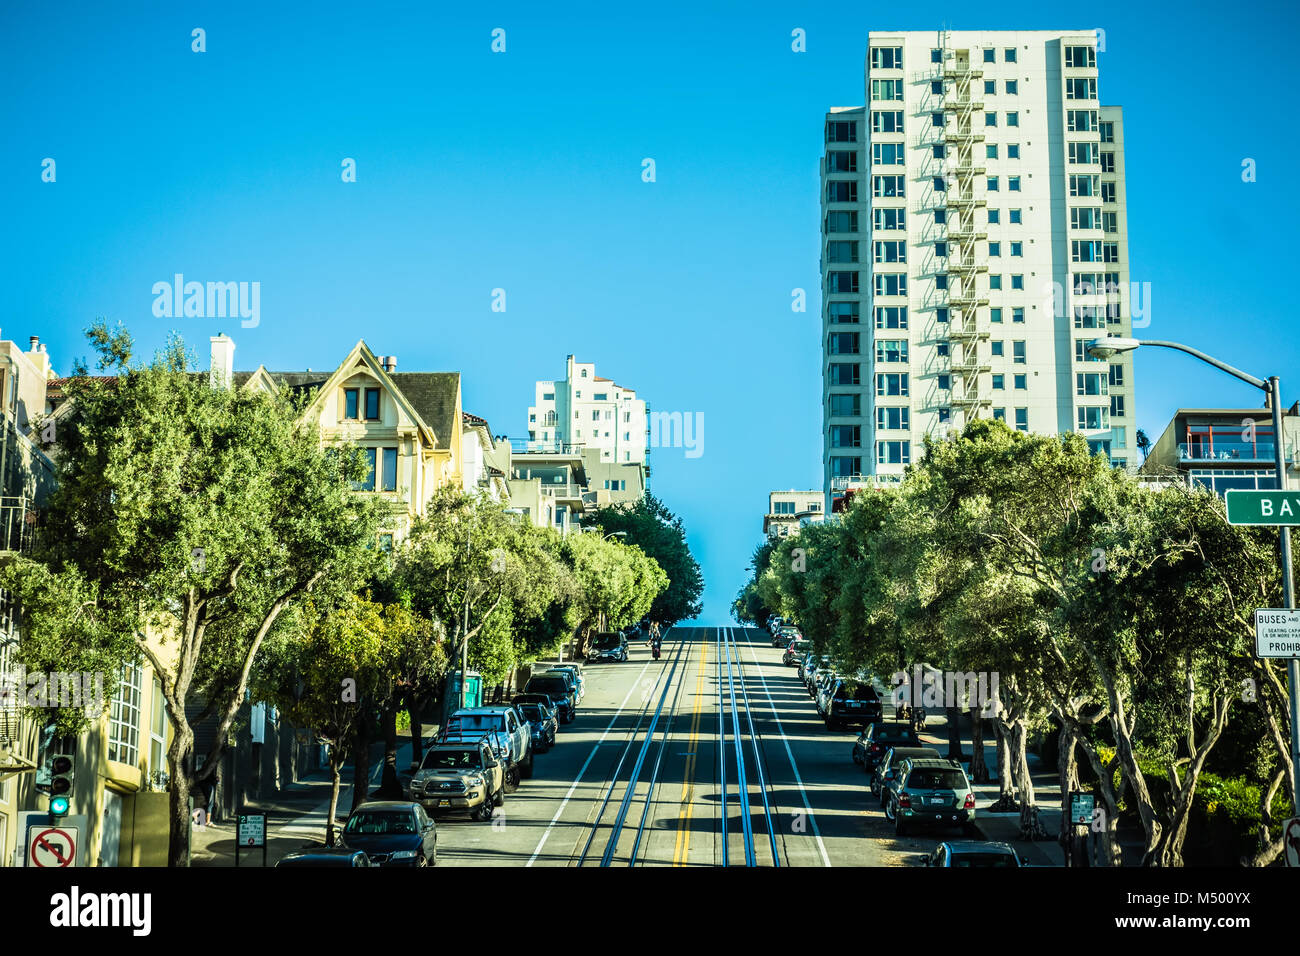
1225,490,1300,526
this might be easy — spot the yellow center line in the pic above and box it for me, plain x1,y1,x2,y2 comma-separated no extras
673,632,709,866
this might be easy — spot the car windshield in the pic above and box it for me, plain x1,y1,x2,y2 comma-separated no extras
952,852,1018,867
907,769,966,790
793,642,811,652
527,678,568,696
592,635,621,649
345,811,416,834
422,749,481,770
836,682,875,699
520,705,544,721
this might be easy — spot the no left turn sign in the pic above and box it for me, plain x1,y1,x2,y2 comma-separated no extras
29,826,77,867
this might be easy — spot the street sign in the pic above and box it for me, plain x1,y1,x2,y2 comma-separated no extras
1255,610,1300,658
1225,490,1300,526
1285,818,1300,867
237,813,266,848
28,824,77,867
1069,792,1095,826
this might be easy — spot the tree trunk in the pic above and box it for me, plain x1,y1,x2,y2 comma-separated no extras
1076,735,1123,866
350,719,371,811
945,706,963,761
409,693,425,771
326,752,343,847
969,713,989,784
166,726,196,867
1010,718,1047,839
989,720,1018,812
375,704,403,798
1056,720,1081,862
1102,687,1162,865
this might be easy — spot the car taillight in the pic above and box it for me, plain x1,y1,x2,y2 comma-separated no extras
964,793,975,810
898,794,911,808
871,744,881,753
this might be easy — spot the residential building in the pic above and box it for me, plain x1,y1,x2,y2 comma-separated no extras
1141,403,1300,497
821,30,1136,510
462,412,511,502
527,355,648,467
764,490,826,538
507,443,592,535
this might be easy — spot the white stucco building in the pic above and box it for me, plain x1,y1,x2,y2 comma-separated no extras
526,355,647,466
821,30,1136,510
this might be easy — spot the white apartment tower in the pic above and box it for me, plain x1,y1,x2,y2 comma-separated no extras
821,30,1136,509
527,355,648,465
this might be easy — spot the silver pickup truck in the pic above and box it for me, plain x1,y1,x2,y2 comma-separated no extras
437,706,534,790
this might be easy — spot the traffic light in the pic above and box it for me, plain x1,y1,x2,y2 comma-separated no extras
49,753,74,813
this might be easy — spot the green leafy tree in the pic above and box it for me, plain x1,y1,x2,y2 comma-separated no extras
585,494,703,625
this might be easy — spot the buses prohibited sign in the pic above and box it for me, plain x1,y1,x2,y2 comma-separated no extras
28,825,77,867
1256,609,1300,658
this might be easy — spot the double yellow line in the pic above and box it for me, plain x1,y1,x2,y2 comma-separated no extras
672,631,710,866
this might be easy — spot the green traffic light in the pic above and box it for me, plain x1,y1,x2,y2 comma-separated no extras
49,795,70,816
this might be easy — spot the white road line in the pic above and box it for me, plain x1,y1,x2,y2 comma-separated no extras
741,626,832,867
527,656,655,866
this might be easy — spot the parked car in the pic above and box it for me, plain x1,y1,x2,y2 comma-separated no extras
546,663,585,701
340,801,438,866
516,700,558,753
766,615,784,633
919,841,1026,867
798,651,819,682
853,721,922,771
783,639,812,666
586,631,629,663
772,625,801,647
408,738,506,821
437,706,533,788
805,657,833,696
276,847,372,867
813,671,840,714
822,678,883,730
523,673,577,723
885,758,976,837
870,746,942,807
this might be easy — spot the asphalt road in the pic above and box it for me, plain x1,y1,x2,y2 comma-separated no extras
433,626,922,866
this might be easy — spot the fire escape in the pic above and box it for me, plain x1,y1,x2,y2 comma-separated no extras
941,40,992,425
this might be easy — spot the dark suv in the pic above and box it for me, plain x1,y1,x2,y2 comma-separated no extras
886,758,976,837
823,679,883,730
852,721,921,771
522,675,576,723
870,745,941,808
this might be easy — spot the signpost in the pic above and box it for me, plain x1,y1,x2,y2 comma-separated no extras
235,811,267,868
27,823,77,868
1285,817,1300,868
1069,792,1095,825
1225,490,1300,526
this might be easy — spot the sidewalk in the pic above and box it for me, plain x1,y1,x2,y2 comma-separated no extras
193,732,436,867
911,708,1064,867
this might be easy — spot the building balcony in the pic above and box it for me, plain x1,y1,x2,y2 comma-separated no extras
946,227,987,242
950,359,991,375
950,164,986,178
539,483,585,500
830,474,903,492
951,393,992,408
947,322,990,341
946,259,989,275
948,293,990,309
510,440,585,456
1177,442,1285,465
942,65,984,80
943,98,984,113
944,193,987,208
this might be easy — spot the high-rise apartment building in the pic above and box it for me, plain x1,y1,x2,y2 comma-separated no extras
821,30,1136,509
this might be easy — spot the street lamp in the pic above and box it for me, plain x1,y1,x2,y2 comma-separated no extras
1087,336,1300,812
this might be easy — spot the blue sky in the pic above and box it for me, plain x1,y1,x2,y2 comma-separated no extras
3,0,1298,621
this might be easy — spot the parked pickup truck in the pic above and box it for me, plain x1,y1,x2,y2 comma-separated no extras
407,737,506,822
437,706,533,789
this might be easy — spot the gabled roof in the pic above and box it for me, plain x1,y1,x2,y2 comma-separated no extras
390,372,460,447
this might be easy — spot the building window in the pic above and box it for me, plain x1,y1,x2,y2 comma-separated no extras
991,341,1005,357
829,271,860,293
1101,182,1116,203
874,306,908,329
875,339,909,363
1014,374,1027,389
986,144,998,159
987,176,999,191
931,48,943,63
774,501,797,515
826,150,858,173
1012,307,1025,323
1009,209,1022,223
1012,341,1026,364
937,374,951,391
984,80,996,95
988,208,1000,224
543,391,555,400
830,393,861,417
1077,406,1109,430
870,47,903,70
1008,175,1021,191
872,143,905,165
827,181,858,203
827,210,859,233
1110,395,1126,418
1065,45,1096,68
873,240,906,263
1006,112,1019,128
931,80,944,94
877,441,911,465
1099,121,1115,143
877,406,910,430
830,364,861,386
378,532,394,552
1100,152,1115,173
1011,274,1024,290
829,332,860,355
985,112,998,127
982,48,995,63
343,388,359,420
933,208,946,225
931,112,945,128
1076,372,1108,396
1006,80,1018,94
108,663,143,766
871,79,904,101
873,207,905,231
1007,144,1020,159
364,388,380,421
990,274,1002,290
933,144,946,159
1066,77,1097,100
933,176,947,191
830,456,862,477
830,425,862,448
993,407,1006,421
1010,241,1023,256
992,374,1005,390
381,447,398,491
989,241,1001,257
830,302,861,324
870,111,904,133
827,240,858,263
873,175,905,197
1004,48,1017,62
876,373,909,396
873,273,907,296
1014,408,1028,431
149,676,168,781
1067,110,1098,132
1109,364,1125,387
935,274,948,290
934,241,948,258
990,307,1003,323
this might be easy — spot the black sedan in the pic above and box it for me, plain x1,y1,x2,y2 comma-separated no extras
340,801,437,867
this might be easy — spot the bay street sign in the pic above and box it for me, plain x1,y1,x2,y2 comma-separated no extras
1225,490,1300,526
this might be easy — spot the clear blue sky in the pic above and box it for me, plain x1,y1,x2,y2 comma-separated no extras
3,0,1298,621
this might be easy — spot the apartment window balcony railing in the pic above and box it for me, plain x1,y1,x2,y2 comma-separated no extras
1178,441,1286,464
509,440,585,455
942,64,984,80
539,483,585,499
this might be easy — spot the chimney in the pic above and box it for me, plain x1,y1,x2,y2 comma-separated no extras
382,355,396,373
29,336,39,351
209,334,235,389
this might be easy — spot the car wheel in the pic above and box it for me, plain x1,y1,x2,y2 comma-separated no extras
493,784,505,808
505,766,520,793
429,844,437,866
